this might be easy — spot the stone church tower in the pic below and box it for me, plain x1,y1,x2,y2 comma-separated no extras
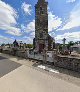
33,0,55,53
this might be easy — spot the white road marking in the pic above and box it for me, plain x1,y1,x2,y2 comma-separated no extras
38,65,59,74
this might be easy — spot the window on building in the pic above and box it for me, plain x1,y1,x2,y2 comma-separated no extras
40,7,44,14
40,33,43,38
40,7,42,11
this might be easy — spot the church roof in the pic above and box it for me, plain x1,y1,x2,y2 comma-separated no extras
48,34,55,41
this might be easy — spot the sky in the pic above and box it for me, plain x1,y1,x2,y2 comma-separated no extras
0,0,80,44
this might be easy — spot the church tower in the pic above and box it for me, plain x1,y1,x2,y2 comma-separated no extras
33,0,55,53
34,0,48,52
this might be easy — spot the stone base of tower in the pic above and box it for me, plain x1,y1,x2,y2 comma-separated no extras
38,44,45,53
33,39,47,53
33,34,55,53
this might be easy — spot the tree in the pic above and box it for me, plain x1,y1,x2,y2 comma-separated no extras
26,44,33,48
67,41,74,50
59,44,62,51
75,41,80,45
1,43,5,46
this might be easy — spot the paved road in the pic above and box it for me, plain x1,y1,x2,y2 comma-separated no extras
0,53,80,92
0,56,21,77
0,65,80,92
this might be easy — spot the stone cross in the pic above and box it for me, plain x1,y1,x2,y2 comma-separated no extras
62,38,66,45
62,38,67,51
43,48,47,63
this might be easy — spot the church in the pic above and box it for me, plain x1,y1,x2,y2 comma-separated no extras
33,0,55,53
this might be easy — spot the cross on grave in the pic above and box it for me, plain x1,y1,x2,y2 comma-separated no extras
62,38,66,45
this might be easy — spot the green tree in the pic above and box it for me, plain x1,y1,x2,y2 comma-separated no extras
1,43,5,46
67,41,74,50
26,44,33,48
59,44,62,51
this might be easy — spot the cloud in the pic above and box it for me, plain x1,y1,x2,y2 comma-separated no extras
48,12,62,32
22,36,33,44
59,1,80,30
66,0,76,3
25,20,35,33
21,24,26,32
22,27,35,44
0,34,33,44
30,31,35,38
55,31,80,43
6,28,21,36
0,0,21,36
21,2,32,15
0,35,14,44
23,37,33,44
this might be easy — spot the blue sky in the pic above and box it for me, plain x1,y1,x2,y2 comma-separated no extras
0,0,80,44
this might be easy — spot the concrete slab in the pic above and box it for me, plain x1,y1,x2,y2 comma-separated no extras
0,65,80,92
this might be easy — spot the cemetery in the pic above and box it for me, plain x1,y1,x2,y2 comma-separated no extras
0,38,80,73
0,0,80,73
0,0,80,92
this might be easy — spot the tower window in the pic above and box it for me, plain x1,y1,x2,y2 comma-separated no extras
40,33,43,38
40,7,42,11
40,7,44,14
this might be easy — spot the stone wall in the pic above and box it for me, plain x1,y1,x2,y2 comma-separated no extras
54,55,80,72
1,48,80,73
1,49,29,59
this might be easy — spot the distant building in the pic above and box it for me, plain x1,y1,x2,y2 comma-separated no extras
33,0,55,53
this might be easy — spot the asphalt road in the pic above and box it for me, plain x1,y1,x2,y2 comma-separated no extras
0,56,21,77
